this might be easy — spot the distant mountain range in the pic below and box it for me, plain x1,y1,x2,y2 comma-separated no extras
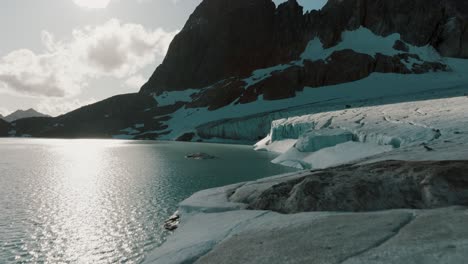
1,109,50,123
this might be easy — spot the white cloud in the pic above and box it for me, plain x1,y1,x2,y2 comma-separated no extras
0,19,178,98
124,74,147,89
72,0,182,9
73,0,111,9
0,107,10,117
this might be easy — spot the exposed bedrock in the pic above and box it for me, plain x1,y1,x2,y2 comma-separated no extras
318,0,468,55
141,0,307,94
230,160,468,213
141,0,468,95
239,52,446,104
185,51,446,111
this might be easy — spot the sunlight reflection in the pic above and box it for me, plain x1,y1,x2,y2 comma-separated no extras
42,140,116,263
1,138,293,263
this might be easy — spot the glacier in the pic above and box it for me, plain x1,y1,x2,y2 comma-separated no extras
255,94,468,169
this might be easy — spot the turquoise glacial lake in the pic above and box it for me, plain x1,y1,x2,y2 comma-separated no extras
0,139,295,263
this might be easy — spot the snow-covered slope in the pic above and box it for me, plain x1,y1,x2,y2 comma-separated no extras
148,56,468,142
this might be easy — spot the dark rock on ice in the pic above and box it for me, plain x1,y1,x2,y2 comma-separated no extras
164,211,180,231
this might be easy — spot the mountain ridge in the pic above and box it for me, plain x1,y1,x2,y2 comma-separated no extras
141,0,468,96
3,108,50,123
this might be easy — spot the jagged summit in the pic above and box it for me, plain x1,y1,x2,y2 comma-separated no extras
140,0,297,94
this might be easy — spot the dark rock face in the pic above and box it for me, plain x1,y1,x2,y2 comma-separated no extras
176,132,196,142
141,0,310,94
13,117,54,137
317,0,468,57
187,78,246,110
393,40,410,52
142,0,275,93
0,119,10,137
141,0,468,96
238,160,468,213
245,52,446,101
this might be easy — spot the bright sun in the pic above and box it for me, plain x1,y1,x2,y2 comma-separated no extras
73,0,111,9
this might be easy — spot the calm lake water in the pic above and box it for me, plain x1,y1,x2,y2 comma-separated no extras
0,139,295,263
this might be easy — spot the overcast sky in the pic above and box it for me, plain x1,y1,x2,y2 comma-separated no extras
0,0,327,117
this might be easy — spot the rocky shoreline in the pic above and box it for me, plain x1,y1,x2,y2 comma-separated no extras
144,159,468,264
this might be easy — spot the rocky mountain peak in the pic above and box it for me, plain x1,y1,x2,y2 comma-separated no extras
141,0,310,95
141,0,468,97
4,108,49,123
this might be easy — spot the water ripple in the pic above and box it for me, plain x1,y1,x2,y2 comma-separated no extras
0,139,295,263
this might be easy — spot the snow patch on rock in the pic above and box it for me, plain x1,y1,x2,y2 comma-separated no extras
154,89,198,107
300,27,441,63
243,64,293,88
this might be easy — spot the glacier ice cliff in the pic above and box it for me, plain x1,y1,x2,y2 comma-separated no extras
254,94,468,169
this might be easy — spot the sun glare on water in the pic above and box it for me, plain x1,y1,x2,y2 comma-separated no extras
35,140,133,262
73,0,111,9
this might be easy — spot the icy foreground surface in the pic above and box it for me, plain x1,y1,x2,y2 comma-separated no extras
255,95,468,169
144,171,468,264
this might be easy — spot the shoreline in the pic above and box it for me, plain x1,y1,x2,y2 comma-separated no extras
144,159,468,264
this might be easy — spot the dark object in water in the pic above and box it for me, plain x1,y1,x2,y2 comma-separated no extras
424,145,434,151
164,211,180,231
185,152,217,160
